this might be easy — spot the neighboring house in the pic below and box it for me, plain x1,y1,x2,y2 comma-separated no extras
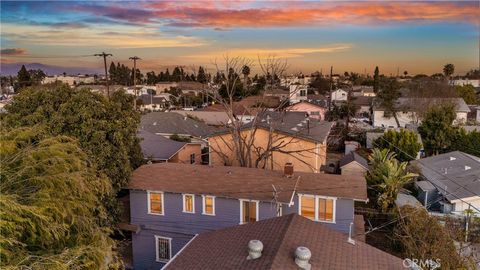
208,112,333,173
352,86,376,97
172,110,230,126
372,97,470,128
138,94,167,111
139,130,201,164
351,96,373,116
201,103,254,123
127,163,367,269
451,79,480,88
289,83,308,104
331,88,348,102
263,87,290,100
76,84,124,95
42,74,95,86
339,151,368,177
164,214,403,270
467,105,480,123
411,151,480,215
285,101,327,120
140,112,215,146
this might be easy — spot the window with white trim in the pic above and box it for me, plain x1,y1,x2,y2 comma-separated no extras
299,194,336,223
183,194,195,213
202,195,215,215
148,191,164,215
240,200,258,224
155,235,172,262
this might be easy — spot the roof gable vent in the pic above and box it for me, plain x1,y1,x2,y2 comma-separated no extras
295,246,311,270
247,240,263,260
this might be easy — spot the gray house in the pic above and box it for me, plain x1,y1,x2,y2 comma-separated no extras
127,163,367,269
412,151,480,215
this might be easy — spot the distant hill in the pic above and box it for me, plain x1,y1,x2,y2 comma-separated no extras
0,62,101,76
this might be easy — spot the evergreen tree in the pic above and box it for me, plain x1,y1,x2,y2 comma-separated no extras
373,66,379,93
373,129,422,162
17,65,31,88
418,104,457,155
108,62,117,83
377,78,401,127
197,66,207,84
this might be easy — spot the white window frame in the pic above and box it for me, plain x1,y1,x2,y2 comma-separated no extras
239,199,259,224
182,193,195,214
298,194,336,224
155,235,172,263
202,195,216,216
147,190,164,216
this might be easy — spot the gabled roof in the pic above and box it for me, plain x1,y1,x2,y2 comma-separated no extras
165,214,403,270
286,100,326,110
339,151,369,169
209,112,334,144
373,97,470,112
411,151,480,201
128,163,368,203
172,110,230,126
138,130,189,161
140,112,214,137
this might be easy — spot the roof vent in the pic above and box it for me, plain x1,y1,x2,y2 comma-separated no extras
465,166,471,171
247,240,263,260
450,157,456,161
153,121,157,126
295,246,311,270
284,163,294,178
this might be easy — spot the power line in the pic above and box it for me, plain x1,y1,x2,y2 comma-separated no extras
94,52,112,98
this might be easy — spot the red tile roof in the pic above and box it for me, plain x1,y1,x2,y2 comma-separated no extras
128,163,367,203
165,214,404,270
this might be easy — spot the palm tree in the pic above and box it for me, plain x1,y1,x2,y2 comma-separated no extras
443,63,455,81
241,65,250,87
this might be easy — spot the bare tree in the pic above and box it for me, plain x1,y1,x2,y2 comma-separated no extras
207,55,326,172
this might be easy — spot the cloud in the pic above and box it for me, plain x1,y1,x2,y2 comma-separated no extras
181,44,353,60
1,48,27,55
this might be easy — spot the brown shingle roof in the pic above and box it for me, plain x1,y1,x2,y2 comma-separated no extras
128,163,367,203
165,214,403,270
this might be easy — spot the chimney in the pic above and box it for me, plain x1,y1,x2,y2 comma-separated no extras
294,246,311,270
284,163,294,177
247,240,263,260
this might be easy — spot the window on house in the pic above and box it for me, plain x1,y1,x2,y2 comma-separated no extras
183,194,195,213
241,200,258,224
300,195,316,220
318,198,334,222
190,153,195,164
155,236,171,262
300,90,306,96
202,195,215,215
148,191,163,215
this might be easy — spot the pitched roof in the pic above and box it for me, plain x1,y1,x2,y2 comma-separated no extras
128,163,367,203
165,214,403,270
209,112,334,144
172,110,230,126
373,97,470,112
138,130,189,161
351,96,373,106
140,112,214,137
202,103,251,116
339,151,369,169
411,151,480,201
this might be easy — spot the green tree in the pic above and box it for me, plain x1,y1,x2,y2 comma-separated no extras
373,66,379,93
28,69,46,85
443,63,455,78
377,78,401,127
373,129,422,162
241,65,250,86
366,149,417,212
0,127,118,269
395,206,470,269
197,66,207,84
17,64,31,89
455,84,478,104
450,128,480,157
2,84,143,220
418,104,457,155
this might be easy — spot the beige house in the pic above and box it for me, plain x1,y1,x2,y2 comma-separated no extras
208,112,333,173
339,152,368,177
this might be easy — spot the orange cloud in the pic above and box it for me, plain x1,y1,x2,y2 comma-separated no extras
145,1,478,28
1,48,27,56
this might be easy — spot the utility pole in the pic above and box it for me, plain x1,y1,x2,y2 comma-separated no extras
129,56,141,109
94,52,112,98
328,66,333,111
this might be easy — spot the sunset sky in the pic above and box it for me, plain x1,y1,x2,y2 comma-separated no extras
1,1,479,75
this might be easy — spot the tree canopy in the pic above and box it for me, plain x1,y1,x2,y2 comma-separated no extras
418,104,457,156
0,127,118,269
2,84,143,220
373,129,422,162
455,84,478,105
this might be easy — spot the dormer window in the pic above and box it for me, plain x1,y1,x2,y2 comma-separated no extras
299,194,336,223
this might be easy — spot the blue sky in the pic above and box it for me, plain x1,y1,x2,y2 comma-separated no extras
1,1,478,75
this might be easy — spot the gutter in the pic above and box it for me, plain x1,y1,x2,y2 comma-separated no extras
161,234,198,270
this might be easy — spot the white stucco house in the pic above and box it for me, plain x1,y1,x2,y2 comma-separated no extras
372,97,470,128
331,88,348,102
289,83,308,104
